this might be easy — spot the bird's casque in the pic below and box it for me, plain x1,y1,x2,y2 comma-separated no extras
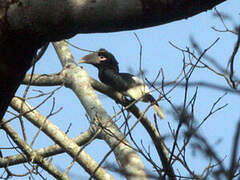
79,49,165,119
79,49,119,72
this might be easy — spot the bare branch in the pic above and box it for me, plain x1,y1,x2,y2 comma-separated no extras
1,119,71,180
22,73,64,86
228,28,240,89
228,120,240,179
10,97,112,180
0,131,97,168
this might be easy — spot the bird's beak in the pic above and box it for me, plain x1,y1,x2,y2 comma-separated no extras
78,53,97,64
78,59,88,64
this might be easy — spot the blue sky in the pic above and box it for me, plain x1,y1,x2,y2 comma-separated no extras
1,0,239,179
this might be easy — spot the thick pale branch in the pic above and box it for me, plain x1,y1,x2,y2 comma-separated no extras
10,97,112,180
0,131,96,167
1,119,71,180
23,73,64,86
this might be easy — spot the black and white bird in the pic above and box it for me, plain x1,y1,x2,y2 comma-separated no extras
79,49,165,119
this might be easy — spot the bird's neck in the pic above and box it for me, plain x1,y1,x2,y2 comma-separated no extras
98,64,119,73
98,67,119,85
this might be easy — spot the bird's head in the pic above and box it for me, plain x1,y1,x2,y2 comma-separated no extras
79,48,119,72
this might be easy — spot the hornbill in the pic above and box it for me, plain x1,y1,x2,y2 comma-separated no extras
79,49,165,119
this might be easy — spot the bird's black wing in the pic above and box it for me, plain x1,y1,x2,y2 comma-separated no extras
119,73,144,88
99,69,130,92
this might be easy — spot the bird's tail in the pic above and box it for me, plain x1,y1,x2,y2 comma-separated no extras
145,94,165,119
153,104,165,119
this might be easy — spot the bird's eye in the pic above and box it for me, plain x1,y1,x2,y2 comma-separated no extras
99,56,106,61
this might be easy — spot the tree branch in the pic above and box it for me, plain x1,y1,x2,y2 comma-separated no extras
23,73,64,86
1,119,71,180
9,97,112,180
0,130,97,168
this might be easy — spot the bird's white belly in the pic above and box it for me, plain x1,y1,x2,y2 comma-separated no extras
124,83,150,101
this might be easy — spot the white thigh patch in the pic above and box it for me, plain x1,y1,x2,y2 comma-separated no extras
124,76,150,100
